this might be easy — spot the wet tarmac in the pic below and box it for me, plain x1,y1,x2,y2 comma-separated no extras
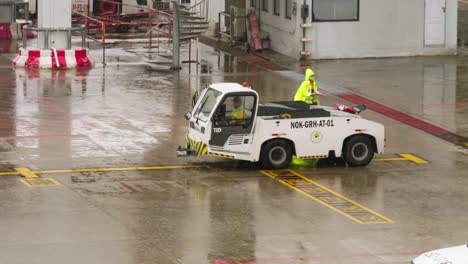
0,38,467,264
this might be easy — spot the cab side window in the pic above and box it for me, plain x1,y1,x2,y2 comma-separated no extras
216,95,255,126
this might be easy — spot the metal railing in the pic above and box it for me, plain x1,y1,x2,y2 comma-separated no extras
72,3,173,67
22,24,87,50
187,0,209,20
217,11,233,43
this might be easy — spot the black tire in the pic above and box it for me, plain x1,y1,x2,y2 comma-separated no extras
260,140,292,169
343,135,374,167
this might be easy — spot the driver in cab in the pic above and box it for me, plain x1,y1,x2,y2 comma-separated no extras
230,96,246,124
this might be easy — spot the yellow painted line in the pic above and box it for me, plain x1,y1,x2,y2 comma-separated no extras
0,165,201,178
15,168,39,178
375,154,429,164
399,154,429,164
34,165,201,174
19,179,33,187
20,178,61,187
0,171,20,176
374,158,407,162
45,178,61,186
260,169,394,224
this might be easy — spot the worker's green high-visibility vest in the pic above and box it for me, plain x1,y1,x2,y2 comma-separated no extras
231,107,245,120
305,86,319,105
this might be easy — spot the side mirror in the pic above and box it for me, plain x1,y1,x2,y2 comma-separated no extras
184,112,192,120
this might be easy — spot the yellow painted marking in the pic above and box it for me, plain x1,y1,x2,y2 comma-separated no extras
20,178,61,187
260,169,393,224
0,171,20,176
35,165,202,174
464,142,468,147
399,154,429,164
47,178,61,185
374,157,407,162
375,154,429,164
19,179,33,187
15,168,39,178
11,165,198,187
0,165,201,178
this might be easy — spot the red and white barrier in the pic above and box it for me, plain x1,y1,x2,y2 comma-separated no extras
13,48,94,68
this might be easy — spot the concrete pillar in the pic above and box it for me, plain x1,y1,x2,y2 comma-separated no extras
37,0,72,49
171,1,181,70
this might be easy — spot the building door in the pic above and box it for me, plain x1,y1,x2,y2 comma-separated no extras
425,0,446,46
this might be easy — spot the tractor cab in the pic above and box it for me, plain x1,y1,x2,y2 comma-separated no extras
180,83,258,156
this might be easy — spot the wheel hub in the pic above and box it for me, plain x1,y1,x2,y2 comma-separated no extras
269,146,287,165
351,142,369,161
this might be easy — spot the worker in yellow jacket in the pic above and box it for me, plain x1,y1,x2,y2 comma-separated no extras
231,96,246,120
294,69,320,105
230,96,247,125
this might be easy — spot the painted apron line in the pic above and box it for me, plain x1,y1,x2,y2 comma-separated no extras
14,168,61,187
20,178,61,187
15,168,39,178
375,153,429,164
10,166,201,187
0,165,203,177
260,169,394,224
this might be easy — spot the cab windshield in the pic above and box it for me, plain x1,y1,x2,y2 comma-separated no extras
193,88,222,122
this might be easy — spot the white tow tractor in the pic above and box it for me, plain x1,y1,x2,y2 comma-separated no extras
177,82,385,169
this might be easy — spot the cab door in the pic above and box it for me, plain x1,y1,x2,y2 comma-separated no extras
210,93,257,149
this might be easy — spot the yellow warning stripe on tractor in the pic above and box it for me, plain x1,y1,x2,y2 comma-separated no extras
195,141,208,156
185,134,208,156
299,155,328,159
208,152,235,159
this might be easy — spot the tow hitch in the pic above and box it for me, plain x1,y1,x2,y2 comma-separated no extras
177,135,208,157
177,146,197,157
